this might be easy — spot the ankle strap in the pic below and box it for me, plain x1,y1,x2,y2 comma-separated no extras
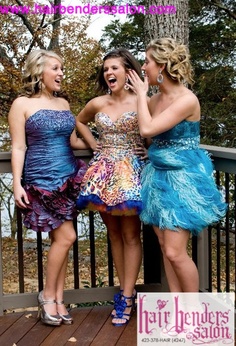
121,295,133,300
41,299,56,305
56,300,64,305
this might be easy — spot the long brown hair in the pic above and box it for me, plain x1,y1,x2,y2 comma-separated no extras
96,48,142,93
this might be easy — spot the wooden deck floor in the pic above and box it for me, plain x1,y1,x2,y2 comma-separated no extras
0,305,137,346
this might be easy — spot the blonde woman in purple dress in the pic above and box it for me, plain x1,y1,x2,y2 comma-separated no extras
8,49,87,326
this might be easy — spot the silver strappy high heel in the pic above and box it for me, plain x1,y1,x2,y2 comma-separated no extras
56,300,73,325
37,291,62,326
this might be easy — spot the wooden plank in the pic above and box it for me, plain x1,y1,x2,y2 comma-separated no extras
90,308,126,346
16,319,56,345
39,307,92,346
0,311,38,345
0,306,139,346
116,310,137,346
64,305,111,346
1,287,118,311
1,284,162,313
0,152,11,173
0,312,24,336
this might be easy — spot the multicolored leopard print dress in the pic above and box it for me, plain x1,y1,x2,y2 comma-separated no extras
76,111,146,215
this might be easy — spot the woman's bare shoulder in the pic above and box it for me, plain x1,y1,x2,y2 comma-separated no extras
57,97,70,110
86,95,110,112
11,96,31,107
9,96,33,116
89,95,109,106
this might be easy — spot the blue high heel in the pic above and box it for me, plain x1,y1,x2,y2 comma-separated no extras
111,290,123,318
111,289,137,318
112,295,134,327
132,289,137,311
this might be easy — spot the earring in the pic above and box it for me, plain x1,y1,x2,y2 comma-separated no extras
157,70,163,84
38,79,46,93
124,77,129,90
107,88,111,95
38,79,42,91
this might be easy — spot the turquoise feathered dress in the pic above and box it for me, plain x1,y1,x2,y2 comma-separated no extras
140,120,227,235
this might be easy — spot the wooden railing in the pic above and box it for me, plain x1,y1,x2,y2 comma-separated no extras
0,146,235,315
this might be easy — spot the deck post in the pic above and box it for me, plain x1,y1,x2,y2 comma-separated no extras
197,228,210,291
0,200,4,315
142,224,169,291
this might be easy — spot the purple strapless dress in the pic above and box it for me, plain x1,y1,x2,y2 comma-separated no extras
21,109,87,232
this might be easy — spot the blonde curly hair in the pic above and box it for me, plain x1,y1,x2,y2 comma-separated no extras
21,49,64,97
146,37,194,85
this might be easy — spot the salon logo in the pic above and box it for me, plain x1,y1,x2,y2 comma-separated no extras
0,3,177,15
137,292,235,345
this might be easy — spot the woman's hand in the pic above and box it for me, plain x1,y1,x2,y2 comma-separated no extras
93,141,102,154
133,144,148,160
128,70,149,96
14,185,30,209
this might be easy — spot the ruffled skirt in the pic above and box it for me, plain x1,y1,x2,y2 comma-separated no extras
140,146,227,235
22,159,87,232
76,151,145,216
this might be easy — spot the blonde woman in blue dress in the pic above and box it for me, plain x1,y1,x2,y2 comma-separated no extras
8,49,87,326
76,48,148,326
128,37,227,292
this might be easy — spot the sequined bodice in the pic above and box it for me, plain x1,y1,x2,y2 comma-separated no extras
23,109,77,190
25,109,75,148
152,120,200,150
95,112,144,153
148,121,201,170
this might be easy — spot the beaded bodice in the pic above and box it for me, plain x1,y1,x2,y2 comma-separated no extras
95,112,144,157
23,109,77,190
148,120,201,170
152,120,200,150
25,109,75,148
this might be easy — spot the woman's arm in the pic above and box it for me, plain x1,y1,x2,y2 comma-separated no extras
8,98,29,208
75,99,100,152
70,129,90,149
128,70,200,138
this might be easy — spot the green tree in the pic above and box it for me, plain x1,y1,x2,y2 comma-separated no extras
189,0,236,147
100,11,145,55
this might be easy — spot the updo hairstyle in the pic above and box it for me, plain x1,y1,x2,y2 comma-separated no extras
146,37,194,85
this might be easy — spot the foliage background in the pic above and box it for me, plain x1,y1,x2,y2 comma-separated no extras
100,0,236,147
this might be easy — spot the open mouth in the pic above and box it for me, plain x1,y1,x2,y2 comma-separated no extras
108,77,117,87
